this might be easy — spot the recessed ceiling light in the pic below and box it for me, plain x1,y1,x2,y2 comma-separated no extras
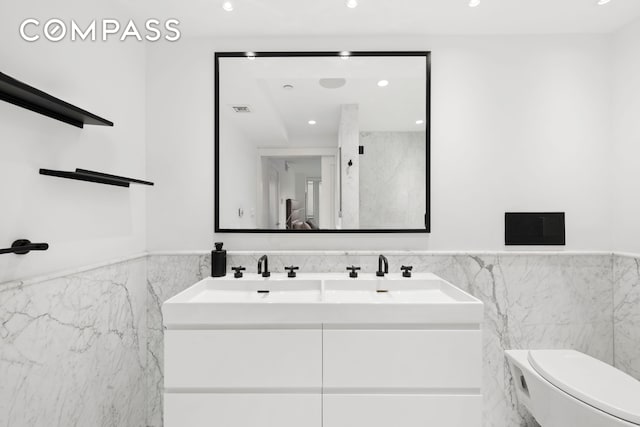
339,51,351,60
377,80,389,87
416,120,425,125
346,0,358,8
283,84,294,90
308,120,317,125
597,0,612,5
222,1,234,12
246,52,256,60
469,0,481,7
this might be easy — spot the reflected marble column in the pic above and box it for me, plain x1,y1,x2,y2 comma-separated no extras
338,104,360,229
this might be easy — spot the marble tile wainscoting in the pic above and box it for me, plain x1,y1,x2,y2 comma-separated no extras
613,254,640,382
0,256,147,427
3,251,639,427
147,252,616,427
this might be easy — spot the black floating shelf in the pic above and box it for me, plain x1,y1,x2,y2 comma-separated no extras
75,169,154,186
0,71,113,128
40,168,154,188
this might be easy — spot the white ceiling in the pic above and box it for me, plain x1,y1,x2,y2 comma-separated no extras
117,0,640,37
219,56,426,145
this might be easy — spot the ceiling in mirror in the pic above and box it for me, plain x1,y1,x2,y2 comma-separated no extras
215,51,430,233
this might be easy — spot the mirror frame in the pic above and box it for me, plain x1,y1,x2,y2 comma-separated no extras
214,51,431,233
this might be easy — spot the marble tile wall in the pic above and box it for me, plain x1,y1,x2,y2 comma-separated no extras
0,256,147,427
613,254,640,381
145,252,614,427
359,131,427,229
339,104,360,229
3,251,636,427
146,255,211,427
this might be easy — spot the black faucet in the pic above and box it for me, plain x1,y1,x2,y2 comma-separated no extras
376,255,389,277
257,255,270,278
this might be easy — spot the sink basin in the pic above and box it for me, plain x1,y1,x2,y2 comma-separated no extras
323,278,477,304
163,273,483,327
188,280,322,303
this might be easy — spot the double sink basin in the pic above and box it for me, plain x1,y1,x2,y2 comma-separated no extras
163,273,483,326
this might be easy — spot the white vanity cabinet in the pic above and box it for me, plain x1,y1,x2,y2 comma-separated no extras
164,328,322,427
322,329,482,427
162,273,484,427
165,394,321,427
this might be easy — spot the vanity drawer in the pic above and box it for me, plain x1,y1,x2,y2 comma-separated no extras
323,394,482,427
323,329,481,389
165,393,321,427
165,329,322,389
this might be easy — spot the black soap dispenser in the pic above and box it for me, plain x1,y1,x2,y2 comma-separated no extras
211,242,227,277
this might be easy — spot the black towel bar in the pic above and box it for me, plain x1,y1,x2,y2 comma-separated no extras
0,239,49,255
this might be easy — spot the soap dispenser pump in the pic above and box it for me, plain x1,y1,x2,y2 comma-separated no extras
211,242,227,277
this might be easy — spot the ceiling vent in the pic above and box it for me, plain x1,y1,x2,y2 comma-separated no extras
231,105,252,113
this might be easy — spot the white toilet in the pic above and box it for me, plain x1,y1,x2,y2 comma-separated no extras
505,349,640,427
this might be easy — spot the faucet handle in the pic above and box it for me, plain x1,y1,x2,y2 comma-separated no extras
285,265,300,278
346,265,361,278
232,266,246,278
400,265,413,278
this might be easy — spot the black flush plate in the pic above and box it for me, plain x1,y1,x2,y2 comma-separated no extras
505,212,565,246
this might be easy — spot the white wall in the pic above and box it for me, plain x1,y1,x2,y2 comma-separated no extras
219,122,258,228
146,34,612,251
275,159,296,229
612,18,640,254
0,0,147,282
319,155,336,229
0,16,632,281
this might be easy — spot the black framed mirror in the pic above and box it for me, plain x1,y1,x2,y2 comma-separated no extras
215,51,430,233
